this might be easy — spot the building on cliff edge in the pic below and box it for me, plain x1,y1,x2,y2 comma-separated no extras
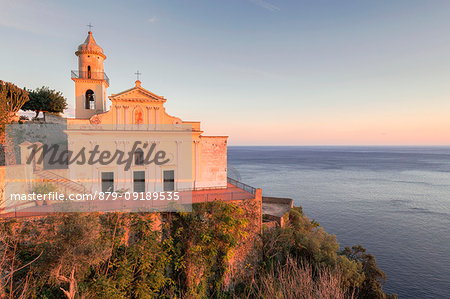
1,30,262,223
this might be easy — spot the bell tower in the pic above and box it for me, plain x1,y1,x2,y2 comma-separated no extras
71,30,109,119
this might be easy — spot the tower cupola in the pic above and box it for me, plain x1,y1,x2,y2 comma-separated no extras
74,31,107,79
76,31,105,57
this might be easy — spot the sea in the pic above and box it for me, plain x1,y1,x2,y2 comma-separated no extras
227,146,450,298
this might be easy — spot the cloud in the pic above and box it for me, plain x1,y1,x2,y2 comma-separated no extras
148,17,157,23
250,0,280,12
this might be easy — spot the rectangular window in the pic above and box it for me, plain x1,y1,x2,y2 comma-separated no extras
101,172,114,192
163,170,175,191
134,171,145,193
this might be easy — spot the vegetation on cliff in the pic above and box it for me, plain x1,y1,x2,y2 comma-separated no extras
239,207,397,298
0,202,395,298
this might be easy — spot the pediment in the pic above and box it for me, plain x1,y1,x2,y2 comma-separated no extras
109,86,165,102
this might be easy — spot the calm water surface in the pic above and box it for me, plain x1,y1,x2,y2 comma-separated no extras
228,146,450,298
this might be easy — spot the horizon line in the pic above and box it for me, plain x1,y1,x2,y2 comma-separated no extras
227,144,450,147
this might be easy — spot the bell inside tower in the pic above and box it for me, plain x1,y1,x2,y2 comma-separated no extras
85,89,95,110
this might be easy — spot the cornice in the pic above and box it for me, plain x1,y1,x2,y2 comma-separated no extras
72,78,110,87
75,50,107,60
108,97,166,103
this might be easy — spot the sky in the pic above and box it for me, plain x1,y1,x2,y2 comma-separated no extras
1,0,450,145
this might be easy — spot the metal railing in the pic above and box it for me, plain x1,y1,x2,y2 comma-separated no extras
71,70,110,85
227,177,256,195
0,178,257,218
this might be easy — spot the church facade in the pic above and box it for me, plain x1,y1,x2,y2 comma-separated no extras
68,31,228,194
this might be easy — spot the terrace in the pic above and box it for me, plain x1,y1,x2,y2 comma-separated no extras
0,178,258,218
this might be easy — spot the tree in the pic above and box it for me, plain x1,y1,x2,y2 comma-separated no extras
0,80,29,166
42,214,110,299
0,80,29,124
341,245,397,299
88,213,171,298
21,86,67,121
30,181,58,206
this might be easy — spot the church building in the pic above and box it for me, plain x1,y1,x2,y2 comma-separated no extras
68,30,228,195
1,30,260,216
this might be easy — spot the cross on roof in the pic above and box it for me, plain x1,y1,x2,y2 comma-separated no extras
134,70,142,81
87,23,93,31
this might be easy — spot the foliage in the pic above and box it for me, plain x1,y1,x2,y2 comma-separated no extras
260,206,342,269
341,245,398,299
167,200,248,297
0,203,395,298
30,181,58,194
237,206,395,298
0,80,29,123
21,86,67,120
251,257,348,299
88,213,171,298
0,80,29,165
1,212,174,298
29,181,58,206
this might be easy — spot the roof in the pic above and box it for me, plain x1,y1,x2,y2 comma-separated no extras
76,31,105,58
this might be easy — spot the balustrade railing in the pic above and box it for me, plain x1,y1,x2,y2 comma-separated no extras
227,177,256,195
71,70,110,85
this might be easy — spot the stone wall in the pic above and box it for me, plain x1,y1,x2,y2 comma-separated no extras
0,166,4,211
180,189,263,291
197,136,227,189
262,196,293,228
224,188,262,286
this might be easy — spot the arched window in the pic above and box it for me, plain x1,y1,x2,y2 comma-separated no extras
87,66,91,79
134,108,144,125
85,90,95,110
134,148,144,165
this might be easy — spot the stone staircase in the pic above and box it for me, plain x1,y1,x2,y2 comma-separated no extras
34,170,87,195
